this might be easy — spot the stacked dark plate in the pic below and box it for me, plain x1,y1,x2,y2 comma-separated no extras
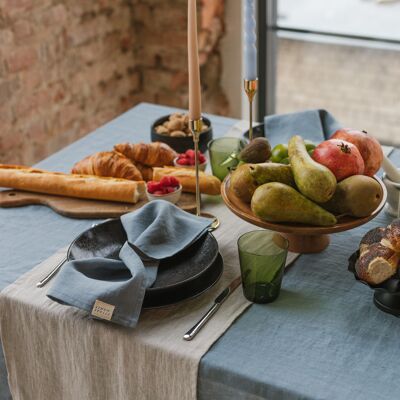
67,219,222,308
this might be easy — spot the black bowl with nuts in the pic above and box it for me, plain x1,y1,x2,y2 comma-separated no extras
151,113,213,153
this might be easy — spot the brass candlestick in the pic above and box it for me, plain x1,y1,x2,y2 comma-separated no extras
189,118,220,230
244,79,258,141
189,118,203,216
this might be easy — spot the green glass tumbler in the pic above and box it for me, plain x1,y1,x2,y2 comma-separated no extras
207,137,246,181
238,231,289,304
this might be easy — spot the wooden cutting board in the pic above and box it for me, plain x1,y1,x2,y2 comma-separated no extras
0,190,197,219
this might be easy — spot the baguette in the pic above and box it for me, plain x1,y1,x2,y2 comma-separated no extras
152,167,221,195
0,164,146,204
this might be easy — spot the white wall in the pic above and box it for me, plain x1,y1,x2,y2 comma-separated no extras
220,0,243,119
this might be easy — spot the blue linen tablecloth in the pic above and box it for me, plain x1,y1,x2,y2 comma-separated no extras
1,103,400,400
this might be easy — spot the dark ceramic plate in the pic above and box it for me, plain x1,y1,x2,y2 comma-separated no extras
66,219,222,308
348,251,400,317
151,115,213,153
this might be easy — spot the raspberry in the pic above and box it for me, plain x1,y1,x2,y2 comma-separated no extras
160,176,172,187
147,181,160,194
199,155,206,163
177,158,189,165
168,176,180,187
153,190,164,195
166,186,176,193
186,149,195,159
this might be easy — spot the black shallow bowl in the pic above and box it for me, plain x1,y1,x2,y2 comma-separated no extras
151,115,213,153
243,123,265,140
67,219,222,308
348,251,400,317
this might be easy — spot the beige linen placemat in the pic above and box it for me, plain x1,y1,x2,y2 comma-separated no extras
0,200,299,400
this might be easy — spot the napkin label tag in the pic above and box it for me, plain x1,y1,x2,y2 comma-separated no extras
91,300,115,321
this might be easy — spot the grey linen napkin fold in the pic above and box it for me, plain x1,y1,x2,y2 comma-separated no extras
47,200,212,328
264,109,341,146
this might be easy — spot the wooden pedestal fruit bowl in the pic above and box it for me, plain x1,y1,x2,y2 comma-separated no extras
221,175,387,254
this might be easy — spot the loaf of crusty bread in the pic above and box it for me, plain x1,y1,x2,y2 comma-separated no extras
359,227,386,255
356,243,399,285
0,164,146,204
356,220,400,285
152,167,221,195
382,219,400,253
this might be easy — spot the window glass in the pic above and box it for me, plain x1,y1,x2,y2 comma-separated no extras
279,0,400,41
274,0,400,145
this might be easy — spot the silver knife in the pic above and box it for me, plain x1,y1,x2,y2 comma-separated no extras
183,276,242,341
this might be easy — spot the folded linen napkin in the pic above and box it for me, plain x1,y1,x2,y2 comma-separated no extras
47,200,212,327
264,109,341,147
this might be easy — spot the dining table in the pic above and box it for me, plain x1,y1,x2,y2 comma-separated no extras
1,102,400,400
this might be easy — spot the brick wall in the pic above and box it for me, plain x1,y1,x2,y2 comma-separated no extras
0,0,227,165
0,1,139,165
276,38,400,146
131,0,228,114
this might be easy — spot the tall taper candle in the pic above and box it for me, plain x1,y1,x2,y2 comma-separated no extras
188,0,201,121
243,0,257,80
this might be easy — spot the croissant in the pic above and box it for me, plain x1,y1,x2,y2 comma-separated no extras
135,163,153,181
114,142,177,167
71,151,143,181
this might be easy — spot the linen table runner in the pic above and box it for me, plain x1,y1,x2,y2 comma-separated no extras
0,198,299,400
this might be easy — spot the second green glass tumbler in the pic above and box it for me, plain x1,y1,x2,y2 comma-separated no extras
207,137,247,181
238,231,289,304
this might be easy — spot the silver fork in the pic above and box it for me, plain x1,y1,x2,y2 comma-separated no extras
36,222,103,288
36,256,67,288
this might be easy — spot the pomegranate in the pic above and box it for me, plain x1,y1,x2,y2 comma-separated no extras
331,129,383,176
312,139,365,181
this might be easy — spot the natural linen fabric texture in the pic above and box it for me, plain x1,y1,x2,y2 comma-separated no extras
0,102,398,400
47,200,212,328
264,109,341,147
0,103,240,400
0,201,302,400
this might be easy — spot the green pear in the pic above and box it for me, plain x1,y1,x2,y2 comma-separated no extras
289,135,337,203
321,175,383,217
251,182,337,226
230,164,258,203
250,163,295,187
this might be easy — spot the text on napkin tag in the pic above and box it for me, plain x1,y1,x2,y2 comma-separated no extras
91,300,115,321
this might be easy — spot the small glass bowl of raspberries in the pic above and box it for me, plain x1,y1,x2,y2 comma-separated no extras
146,176,182,204
174,149,207,171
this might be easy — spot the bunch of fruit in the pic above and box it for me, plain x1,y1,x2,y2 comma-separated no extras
147,176,181,195
230,129,384,227
175,149,206,166
270,140,316,164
